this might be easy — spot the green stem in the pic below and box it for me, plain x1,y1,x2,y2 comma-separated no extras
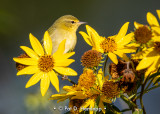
139,77,149,114
103,53,108,76
66,78,76,85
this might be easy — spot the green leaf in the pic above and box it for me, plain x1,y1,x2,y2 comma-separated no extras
133,109,143,114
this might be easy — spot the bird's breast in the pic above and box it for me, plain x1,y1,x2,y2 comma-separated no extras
49,29,77,54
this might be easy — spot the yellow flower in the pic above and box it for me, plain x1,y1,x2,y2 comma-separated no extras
79,23,136,64
133,22,153,45
13,31,77,96
135,40,160,77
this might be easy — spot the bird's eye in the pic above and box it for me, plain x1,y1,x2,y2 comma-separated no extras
71,21,75,24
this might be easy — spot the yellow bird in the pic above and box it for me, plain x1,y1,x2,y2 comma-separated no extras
47,15,86,54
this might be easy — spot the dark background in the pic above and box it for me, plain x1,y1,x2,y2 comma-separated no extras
1,0,160,114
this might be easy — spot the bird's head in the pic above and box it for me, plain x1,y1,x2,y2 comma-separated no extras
53,15,86,32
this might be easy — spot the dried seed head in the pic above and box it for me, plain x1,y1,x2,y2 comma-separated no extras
81,50,102,68
102,81,120,99
16,53,30,71
134,26,152,44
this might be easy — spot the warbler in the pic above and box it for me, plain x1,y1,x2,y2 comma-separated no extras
47,15,86,54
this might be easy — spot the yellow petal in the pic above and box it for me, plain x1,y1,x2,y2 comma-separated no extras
69,91,87,99
63,52,75,59
118,48,136,53
79,31,92,46
136,57,154,70
54,59,75,67
40,73,50,96
25,71,42,88
99,98,105,114
115,22,129,43
49,70,59,92
29,33,44,56
43,31,52,55
17,65,39,75
57,96,71,103
50,94,67,100
97,69,103,88
86,25,100,38
156,10,160,20
108,52,118,64
79,99,92,112
147,12,159,26
13,58,38,65
145,56,160,77
89,99,95,114
86,25,100,49
20,46,39,60
151,27,160,35
152,35,160,42
134,21,144,29
53,39,66,57
63,86,74,92
114,51,129,61
54,67,77,76
117,32,134,46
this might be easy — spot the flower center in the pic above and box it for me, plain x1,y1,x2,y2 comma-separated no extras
134,26,152,44
154,42,160,52
38,55,54,72
100,37,117,53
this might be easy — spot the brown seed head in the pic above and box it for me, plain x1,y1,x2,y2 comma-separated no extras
81,50,102,68
134,26,152,44
102,81,120,99
16,53,30,71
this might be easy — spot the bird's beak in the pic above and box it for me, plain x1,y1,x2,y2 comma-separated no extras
78,21,87,25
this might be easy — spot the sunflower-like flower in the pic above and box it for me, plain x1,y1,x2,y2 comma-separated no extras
13,31,77,96
79,23,136,64
50,69,114,114
132,10,160,78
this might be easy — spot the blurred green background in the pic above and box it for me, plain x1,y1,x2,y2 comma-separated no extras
1,0,160,114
